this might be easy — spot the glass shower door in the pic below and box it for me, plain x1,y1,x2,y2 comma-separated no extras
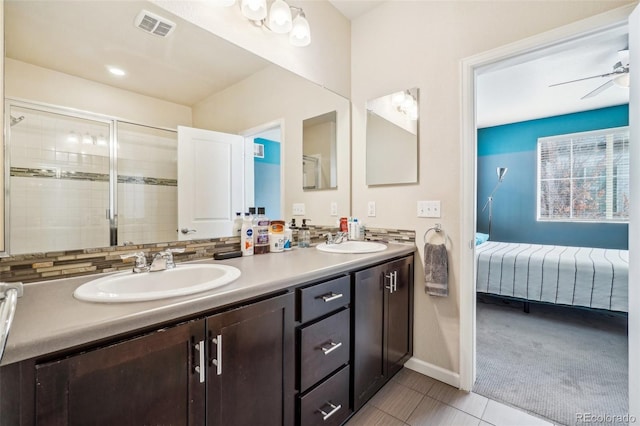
8,105,111,254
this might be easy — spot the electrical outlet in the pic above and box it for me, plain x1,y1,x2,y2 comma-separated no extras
367,201,376,217
330,202,338,216
418,200,441,218
292,203,305,216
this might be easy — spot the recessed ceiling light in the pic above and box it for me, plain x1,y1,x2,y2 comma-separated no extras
107,66,126,76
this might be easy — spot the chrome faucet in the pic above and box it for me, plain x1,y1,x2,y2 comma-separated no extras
150,248,185,272
325,232,348,245
120,252,150,273
121,248,185,273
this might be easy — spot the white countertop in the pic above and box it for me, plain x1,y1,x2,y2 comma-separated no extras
2,243,415,366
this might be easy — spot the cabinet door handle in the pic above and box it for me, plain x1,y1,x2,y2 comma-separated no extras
385,273,394,293
320,341,342,355
320,292,343,302
393,270,398,292
211,334,223,375
194,340,205,383
318,401,342,421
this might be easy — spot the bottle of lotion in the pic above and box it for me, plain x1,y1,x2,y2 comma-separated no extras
241,213,254,256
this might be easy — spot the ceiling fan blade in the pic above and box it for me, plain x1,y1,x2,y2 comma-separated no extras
581,79,615,99
549,71,616,87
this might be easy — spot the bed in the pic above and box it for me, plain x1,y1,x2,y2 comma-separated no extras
476,241,629,312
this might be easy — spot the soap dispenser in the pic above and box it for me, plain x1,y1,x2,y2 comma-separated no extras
299,219,311,248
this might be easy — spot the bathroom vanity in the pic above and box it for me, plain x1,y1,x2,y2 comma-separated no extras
0,243,414,426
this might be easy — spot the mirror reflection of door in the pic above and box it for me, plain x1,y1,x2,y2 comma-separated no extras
302,111,337,190
249,125,282,220
177,126,245,241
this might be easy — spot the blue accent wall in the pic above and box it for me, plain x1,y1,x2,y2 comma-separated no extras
477,105,628,249
254,137,281,219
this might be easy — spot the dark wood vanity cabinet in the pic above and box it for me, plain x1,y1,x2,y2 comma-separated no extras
35,318,206,426
30,292,294,426
352,255,414,411
206,293,294,426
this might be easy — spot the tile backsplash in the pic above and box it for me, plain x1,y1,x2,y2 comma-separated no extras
0,227,415,284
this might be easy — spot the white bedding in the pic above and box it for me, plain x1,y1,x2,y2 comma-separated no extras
476,241,628,312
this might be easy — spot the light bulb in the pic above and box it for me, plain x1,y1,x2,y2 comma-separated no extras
269,0,292,33
391,91,406,107
67,131,78,143
289,12,310,47
241,0,267,21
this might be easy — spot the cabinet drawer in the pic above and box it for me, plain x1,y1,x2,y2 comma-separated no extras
299,308,350,392
299,365,351,426
298,275,350,323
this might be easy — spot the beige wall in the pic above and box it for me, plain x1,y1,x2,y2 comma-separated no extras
5,59,192,129
351,1,634,374
192,65,351,226
152,0,351,98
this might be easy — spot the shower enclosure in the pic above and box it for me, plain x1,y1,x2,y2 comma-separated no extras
6,101,177,254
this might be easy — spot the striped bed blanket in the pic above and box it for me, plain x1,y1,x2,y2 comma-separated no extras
476,241,628,312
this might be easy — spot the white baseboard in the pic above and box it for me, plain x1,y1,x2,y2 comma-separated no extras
404,357,460,388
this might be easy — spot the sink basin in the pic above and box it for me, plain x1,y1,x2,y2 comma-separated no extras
316,241,387,254
74,264,241,303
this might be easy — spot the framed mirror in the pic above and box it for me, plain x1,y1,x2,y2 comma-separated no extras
366,88,419,185
3,0,351,255
302,111,337,190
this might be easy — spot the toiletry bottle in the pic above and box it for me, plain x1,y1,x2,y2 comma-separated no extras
283,222,292,251
299,219,311,248
232,212,243,237
269,220,285,253
254,207,270,254
241,213,254,256
340,217,348,233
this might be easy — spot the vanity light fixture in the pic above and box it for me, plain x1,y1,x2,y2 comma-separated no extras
391,90,418,120
215,0,310,47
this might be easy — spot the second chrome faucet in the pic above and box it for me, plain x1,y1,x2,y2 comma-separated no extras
121,248,185,273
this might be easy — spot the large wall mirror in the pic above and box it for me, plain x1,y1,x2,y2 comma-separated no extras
3,0,351,255
366,88,419,185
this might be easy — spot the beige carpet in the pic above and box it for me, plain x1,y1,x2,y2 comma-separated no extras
474,295,628,426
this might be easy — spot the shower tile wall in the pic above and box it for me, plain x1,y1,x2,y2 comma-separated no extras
9,107,110,254
8,105,179,254
117,123,177,245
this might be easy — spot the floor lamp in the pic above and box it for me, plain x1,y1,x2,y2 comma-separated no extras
481,167,508,240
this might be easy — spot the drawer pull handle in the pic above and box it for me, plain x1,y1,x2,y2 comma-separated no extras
320,292,343,302
318,401,342,421
320,341,342,355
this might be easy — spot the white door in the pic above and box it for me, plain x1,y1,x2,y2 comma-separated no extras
177,126,244,240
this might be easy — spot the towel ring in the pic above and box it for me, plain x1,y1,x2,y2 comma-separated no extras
424,223,447,244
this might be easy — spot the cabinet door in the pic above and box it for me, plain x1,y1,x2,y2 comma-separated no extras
352,264,385,411
35,319,206,426
206,293,294,426
385,256,414,378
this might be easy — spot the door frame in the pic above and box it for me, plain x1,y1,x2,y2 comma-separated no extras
459,3,636,397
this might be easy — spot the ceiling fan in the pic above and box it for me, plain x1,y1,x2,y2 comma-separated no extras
549,49,630,99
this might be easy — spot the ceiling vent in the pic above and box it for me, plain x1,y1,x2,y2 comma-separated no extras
134,10,176,37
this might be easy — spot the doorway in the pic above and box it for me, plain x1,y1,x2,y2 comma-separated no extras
459,2,637,421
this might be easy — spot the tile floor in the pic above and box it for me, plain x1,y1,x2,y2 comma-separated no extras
345,368,557,426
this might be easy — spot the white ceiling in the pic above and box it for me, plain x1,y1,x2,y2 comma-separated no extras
5,1,272,107
328,0,384,20
477,24,630,128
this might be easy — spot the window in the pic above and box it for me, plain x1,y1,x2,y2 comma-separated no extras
537,126,629,222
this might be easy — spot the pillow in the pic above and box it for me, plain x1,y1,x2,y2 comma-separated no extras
475,232,489,246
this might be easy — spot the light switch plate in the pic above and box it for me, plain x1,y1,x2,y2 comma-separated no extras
367,201,376,217
330,202,338,216
292,203,305,216
417,200,441,218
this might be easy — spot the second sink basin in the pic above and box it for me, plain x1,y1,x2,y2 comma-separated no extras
74,264,241,303
316,241,387,254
